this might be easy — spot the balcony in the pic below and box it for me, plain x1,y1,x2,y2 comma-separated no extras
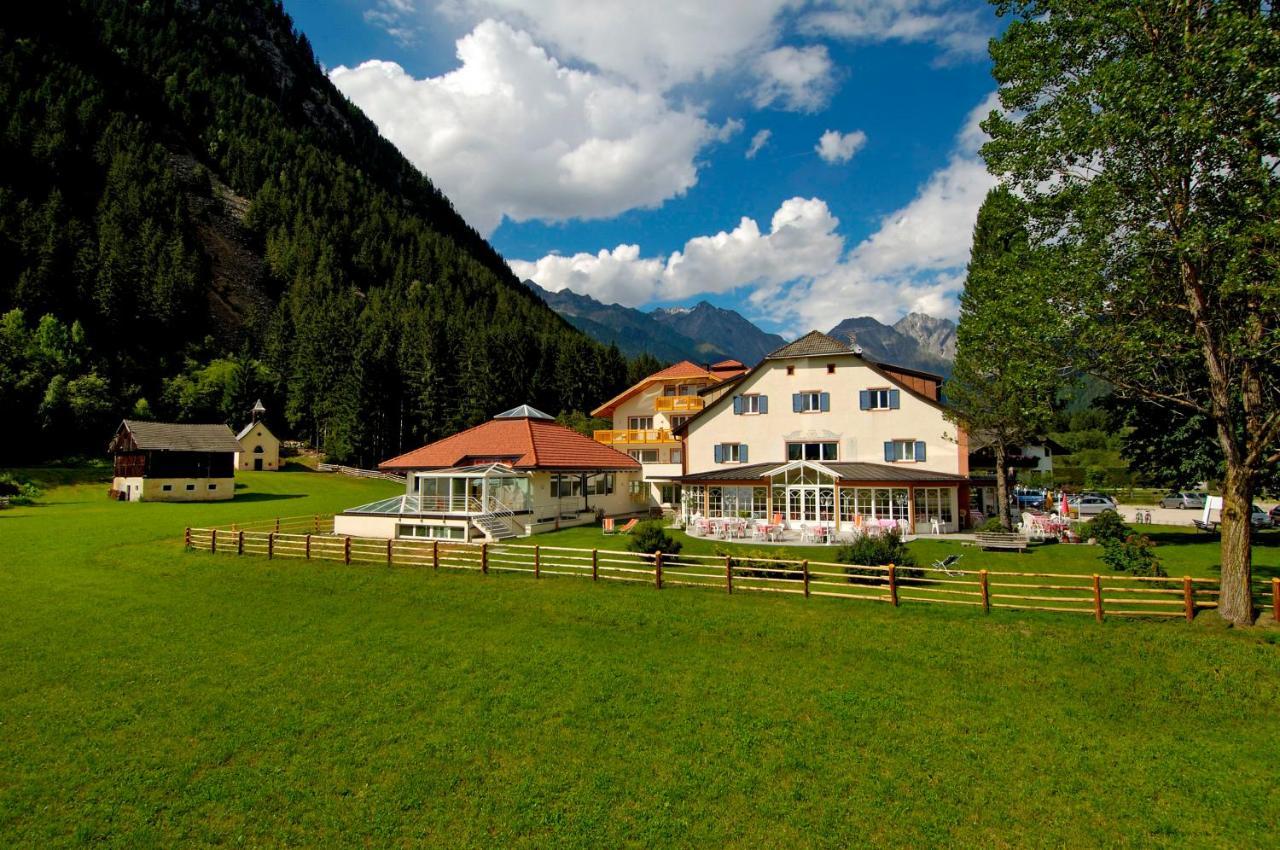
654,395,704,412
593,428,676,445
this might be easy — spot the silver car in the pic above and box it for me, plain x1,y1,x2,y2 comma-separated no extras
1159,491,1206,510
1072,494,1118,516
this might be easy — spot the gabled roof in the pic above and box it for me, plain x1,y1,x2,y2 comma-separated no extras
236,420,277,440
379,413,642,472
112,420,241,453
765,330,851,359
591,360,725,418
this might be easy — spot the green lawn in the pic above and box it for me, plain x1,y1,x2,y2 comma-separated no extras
2,470,1279,847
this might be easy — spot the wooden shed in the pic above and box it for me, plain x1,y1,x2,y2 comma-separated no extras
108,420,240,502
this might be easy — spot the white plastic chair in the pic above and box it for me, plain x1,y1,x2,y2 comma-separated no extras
930,517,941,535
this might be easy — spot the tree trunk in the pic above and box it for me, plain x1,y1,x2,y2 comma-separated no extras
994,442,1012,531
1216,467,1256,625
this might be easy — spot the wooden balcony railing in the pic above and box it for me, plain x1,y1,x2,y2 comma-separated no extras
655,395,704,412
593,428,676,445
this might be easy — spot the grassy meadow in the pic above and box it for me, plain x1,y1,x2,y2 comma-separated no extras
1,468,1278,847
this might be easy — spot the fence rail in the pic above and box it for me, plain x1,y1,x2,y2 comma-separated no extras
182,526,1280,624
316,463,406,482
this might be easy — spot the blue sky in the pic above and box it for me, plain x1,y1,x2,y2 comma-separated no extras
287,1,1004,335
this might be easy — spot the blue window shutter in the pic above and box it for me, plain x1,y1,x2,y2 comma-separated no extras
740,444,748,463
884,441,895,462
792,393,803,412
889,389,901,409
714,444,724,463
859,390,870,410
915,441,926,462
733,395,743,415
819,392,830,412
759,395,768,414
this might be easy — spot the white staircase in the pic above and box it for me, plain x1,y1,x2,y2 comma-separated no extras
469,496,519,541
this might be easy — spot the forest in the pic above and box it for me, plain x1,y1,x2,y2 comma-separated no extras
0,0,654,465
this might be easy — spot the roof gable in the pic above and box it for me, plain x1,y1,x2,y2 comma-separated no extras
379,416,641,471
590,360,722,418
765,331,851,359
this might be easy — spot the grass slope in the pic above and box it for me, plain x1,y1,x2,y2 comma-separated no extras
1,470,1278,847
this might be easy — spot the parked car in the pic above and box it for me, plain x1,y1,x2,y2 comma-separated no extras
1270,504,1280,524
1071,494,1118,516
1014,488,1046,508
1159,491,1206,510
1251,505,1274,529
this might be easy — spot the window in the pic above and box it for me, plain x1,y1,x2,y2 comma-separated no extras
787,442,838,461
826,363,836,374
714,443,747,463
185,484,196,491
792,391,829,413
162,484,173,492
552,474,583,498
860,388,900,410
628,416,654,430
253,445,264,454
884,440,926,462
208,484,217,490
840,488,910,522
670,415,689,429
716,486,767,519
586,473,615,495
669,447,682,464
913,488,954,525
397,523,463,540
786,365,795,376
733,394,767,415
659,483,682,505
628,448,659,463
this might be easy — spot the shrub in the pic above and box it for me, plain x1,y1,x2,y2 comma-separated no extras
975,516,1006,533
627,520,682,556
713,545,801,580
1084,509,1130,546
0,473,40,506
1100,533,1165,577
835,529,922,582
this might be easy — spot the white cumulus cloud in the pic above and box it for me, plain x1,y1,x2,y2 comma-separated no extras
330,20,731,234
745,129,772,159
815,129,868,164
511,197,844,307
800,0,993,63
752,45,838,112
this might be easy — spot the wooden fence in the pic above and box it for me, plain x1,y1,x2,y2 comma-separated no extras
183,526,1280,623
316,463,405,482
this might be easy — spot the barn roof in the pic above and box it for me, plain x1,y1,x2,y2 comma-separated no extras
113,420,242,453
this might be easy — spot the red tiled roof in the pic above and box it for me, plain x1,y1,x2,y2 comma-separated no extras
591,360,723,417
379,417,641,471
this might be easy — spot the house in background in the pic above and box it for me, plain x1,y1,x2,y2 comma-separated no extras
335,405,643,542
235,400,280,471
108,420,240,502
966,436,1068,517
590,359,746,511
670,331,977,533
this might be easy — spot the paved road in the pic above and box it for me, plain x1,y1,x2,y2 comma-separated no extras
1115,502,1279,527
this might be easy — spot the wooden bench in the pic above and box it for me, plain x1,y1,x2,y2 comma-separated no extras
1192,519,1219,533
974,531,1030,552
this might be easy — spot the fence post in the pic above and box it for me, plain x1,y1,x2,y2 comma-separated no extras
305,534,311,559
211,528,217,554
275,517,281,533
184,527,191,549
481,542,488,574
1183,576,1194,622
314,514,320,533
979,569,989,614
724,555,733,594
592,548,598,581
387,538,393,567
1273,578,1280,624
433,539,439,570
268,532,274,560
802,559,810,598
888,563,898,607
1092,574,1103,622
344,536,351,565
654,551,664,589
238,530,244,555
534,544,540,579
